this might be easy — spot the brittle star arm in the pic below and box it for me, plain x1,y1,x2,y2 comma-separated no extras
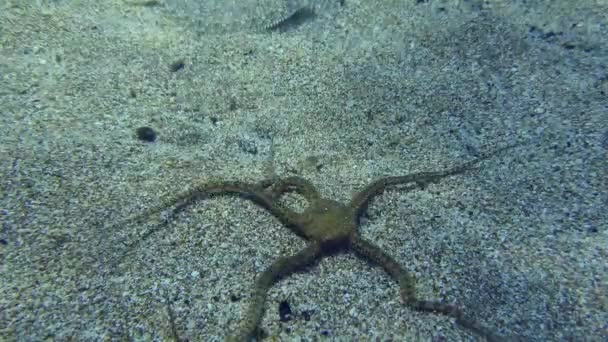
350,158,485,215
228,243,323,341
349,145,515,215
167,180,292,224
261,176,322,238
264,176,321,203
349,235,506,341
107,180,297,266
349,235,417,302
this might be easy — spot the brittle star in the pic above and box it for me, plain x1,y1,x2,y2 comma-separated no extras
118,147,513,341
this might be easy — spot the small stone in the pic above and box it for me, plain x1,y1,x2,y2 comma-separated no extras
169,59,185,72
278,300,293,322
136,126,157,142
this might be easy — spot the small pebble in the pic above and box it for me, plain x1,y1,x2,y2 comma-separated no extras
136,126,157,142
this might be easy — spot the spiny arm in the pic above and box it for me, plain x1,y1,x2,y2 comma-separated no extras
349,145,514,218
